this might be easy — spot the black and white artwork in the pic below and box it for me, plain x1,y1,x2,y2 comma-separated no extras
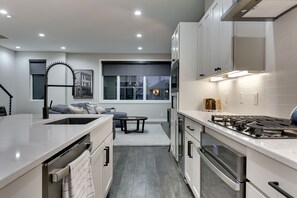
74,69,93,99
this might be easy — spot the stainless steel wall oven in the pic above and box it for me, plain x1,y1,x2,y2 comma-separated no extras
199,132,246,198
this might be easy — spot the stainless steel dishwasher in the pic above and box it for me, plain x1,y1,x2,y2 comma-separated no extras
42,135,91,198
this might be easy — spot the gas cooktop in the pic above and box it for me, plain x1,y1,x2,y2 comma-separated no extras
210,115,297,139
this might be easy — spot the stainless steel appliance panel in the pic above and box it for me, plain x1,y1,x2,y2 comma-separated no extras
42,135,91,198
171,60,179,93
200,132,246,198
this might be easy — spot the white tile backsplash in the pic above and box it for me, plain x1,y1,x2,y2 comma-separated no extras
217,9,297,119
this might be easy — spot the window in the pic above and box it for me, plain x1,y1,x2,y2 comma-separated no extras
104,76,117,100
32,74,45,99
29,59,46,100
146,76,170,100
120,76,143,100
102,61,170,102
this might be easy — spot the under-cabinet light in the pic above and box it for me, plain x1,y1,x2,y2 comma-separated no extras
210,77,225,82
228,70,249,78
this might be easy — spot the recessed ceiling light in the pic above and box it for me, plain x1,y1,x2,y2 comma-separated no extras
6,15,12,18
136,34,142,38
61,46,66,50
0,9,8,15
16,46,20,49
134,10,142,16
138,47,142,50
39,33,45,37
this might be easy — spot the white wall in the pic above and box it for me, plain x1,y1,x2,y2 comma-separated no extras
66,53,171,121
15,52,67,114
217,9,297,119
0,47,16,114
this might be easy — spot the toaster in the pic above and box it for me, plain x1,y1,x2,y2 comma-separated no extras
202,98,221,111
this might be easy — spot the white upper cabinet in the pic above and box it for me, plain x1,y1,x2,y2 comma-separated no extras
197,0,266,79
197,22,205,78
198,0,233,78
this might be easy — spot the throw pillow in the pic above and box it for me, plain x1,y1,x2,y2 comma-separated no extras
86,103,97,114
95,106,106,114
68,105,87,114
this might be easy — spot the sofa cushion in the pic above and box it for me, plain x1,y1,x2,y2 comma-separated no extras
95,106,106,114
68,105,87,114
50,104,72,114
86,103,98,114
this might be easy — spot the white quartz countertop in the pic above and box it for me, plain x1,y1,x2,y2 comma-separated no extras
178,110,297,171
0,114,113,189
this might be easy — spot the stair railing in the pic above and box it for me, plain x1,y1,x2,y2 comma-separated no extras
0,84,13,115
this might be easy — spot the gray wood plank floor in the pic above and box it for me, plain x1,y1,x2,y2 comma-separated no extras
107,146,194,198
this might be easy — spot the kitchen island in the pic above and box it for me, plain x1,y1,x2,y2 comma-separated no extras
0,114,113,197
179,110,297,197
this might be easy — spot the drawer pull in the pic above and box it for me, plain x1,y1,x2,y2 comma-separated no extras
268,181,294,198
186,126,194,131
104,146,110,166
188,141,193,158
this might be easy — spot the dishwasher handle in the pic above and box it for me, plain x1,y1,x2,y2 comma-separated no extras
198,148,241,191
48,141,92,183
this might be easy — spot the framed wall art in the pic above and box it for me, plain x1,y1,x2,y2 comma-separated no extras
74,69,93,99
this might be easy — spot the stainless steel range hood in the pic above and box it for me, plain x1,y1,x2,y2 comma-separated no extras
222,0,297,21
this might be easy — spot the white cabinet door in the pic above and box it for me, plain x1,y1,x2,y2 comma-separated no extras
211,1,221,74
203,12,213,77
102,133,113,198
0,165,42,198
246,182,268,198
185,132,201,198
185,132,193,186
197,22,205,79
91,142,104,198
220,0,233,73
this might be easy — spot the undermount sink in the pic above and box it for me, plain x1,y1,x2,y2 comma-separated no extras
45,117,99,125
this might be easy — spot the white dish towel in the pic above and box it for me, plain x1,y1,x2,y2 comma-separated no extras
62,150,95,198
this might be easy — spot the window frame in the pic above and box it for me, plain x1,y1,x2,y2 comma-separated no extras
99,59,171,104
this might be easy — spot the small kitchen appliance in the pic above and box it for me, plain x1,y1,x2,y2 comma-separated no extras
203,98,221,111
210,115,297,139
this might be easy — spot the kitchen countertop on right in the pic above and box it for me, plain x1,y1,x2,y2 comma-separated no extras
178,110,297,171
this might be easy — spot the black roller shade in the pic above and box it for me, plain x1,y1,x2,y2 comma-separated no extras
102,61,170,76
29,59,46,75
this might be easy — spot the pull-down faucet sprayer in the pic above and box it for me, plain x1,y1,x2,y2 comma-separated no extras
43,62,76,119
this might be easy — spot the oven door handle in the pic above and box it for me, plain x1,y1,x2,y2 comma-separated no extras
198,148,241,191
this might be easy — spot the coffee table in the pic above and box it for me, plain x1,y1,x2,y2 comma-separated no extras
115,116,148,133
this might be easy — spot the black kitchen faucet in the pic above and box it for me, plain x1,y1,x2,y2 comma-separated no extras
43,62,76,119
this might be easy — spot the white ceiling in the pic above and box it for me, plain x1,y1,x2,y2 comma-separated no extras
0,0,204,53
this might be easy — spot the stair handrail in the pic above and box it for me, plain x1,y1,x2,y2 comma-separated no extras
0,84,13,115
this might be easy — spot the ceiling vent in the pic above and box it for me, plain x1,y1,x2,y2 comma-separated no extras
0,35,8,39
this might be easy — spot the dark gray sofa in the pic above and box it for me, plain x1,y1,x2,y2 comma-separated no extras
49,103,127,127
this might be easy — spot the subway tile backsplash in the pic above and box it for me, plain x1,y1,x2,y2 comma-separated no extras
217,9,297,119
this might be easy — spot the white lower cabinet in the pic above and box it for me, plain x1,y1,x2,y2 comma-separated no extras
246,182,268,198
247,148,297,198
102,134,113,197
185,131,200,198
90,118,113,198
91,133,113,198
0,165,42,198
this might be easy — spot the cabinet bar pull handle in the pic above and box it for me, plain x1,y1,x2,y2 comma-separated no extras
104,146,110,166
186,126,194,131
268,181,294,198
188,141,193,158
199,74,205,77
